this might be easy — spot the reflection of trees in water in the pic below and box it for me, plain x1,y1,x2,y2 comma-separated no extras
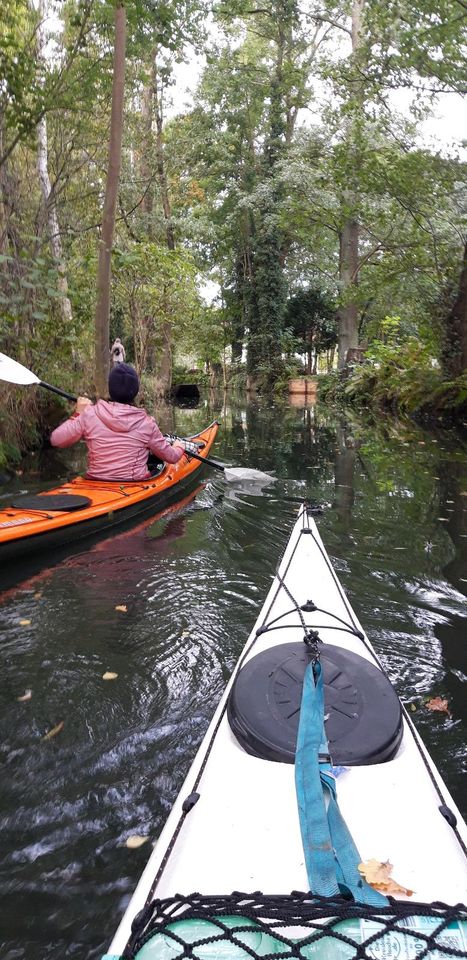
437,456,467,590
431,614,466,819
237,401,338,480
333,424,360,531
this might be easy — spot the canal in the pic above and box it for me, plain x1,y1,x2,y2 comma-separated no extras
0,396,465,959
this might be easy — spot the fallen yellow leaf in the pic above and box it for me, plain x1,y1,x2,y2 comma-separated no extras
19,619,31,626
126,835,149,849
102,671,118,680
17,689,32,702
115,605,127,613
42,721,64,741
426,697,450,714
358,859,413,896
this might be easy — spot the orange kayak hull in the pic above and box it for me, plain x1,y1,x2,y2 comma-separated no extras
0,421,219,563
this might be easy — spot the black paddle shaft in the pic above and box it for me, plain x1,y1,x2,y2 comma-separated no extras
184,448,225,472
39,380,77,402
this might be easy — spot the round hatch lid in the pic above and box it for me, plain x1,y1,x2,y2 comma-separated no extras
227,641,403,765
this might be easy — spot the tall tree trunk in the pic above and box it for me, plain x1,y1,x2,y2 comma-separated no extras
442,237,467,377
153,53,175,397
94,0,126,397
338,214,359,366
0,115,8,258
36,0,73,332
140,79,154,223
0,111,28,352
247,2,290,390
337,0,364,369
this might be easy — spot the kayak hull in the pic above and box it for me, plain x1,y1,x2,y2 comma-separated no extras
0,422,219,564
107,504,467,958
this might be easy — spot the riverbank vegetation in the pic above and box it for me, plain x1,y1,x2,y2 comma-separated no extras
0,0,466,456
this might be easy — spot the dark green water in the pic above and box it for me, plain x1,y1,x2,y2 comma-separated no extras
0,398,466,959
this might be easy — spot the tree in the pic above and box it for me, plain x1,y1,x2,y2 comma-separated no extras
285,288,337,373
442,237,467,377
94,0,127,398
35,0,73,332
112,242,200,374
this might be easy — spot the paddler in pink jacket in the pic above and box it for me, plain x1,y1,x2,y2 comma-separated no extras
50,363,186,481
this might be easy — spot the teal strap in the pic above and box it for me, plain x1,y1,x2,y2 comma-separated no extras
295,659,388,905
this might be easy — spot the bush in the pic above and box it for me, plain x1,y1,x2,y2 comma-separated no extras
317,329,467,421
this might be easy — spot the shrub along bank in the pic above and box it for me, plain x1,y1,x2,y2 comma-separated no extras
319,339,467,424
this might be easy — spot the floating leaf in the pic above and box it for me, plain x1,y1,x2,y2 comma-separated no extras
102,671,118,680
17,689,32,702
426,696,450,714
42,720,64,741
126,835,149,849
34,592,42,600
180,631,190,639
115,604,127,613
358,859,413,896
19,619,31,626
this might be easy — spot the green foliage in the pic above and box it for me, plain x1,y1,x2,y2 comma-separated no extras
285,288,337,370
112,242,200,371
319,326,467,421
343,338,440,412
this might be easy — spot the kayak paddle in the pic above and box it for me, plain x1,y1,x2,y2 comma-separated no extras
0,351,77,401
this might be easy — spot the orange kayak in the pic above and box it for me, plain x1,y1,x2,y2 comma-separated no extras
0,421,219,563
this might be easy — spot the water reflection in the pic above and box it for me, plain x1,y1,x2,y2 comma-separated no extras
0,397,466,960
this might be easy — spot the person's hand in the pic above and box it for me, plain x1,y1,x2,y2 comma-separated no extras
172,439,199,455
75,396,92,415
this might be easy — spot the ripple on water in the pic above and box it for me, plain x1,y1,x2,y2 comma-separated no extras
0,409,466,960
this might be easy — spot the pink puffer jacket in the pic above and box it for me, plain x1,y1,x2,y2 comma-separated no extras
50,400,184,481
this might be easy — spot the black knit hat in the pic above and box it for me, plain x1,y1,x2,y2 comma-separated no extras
108,363,139,403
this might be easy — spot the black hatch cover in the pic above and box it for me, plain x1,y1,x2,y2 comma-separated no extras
227,641,403,765
11,494,91,511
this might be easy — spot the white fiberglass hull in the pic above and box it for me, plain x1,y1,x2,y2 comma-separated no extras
108,506,467,957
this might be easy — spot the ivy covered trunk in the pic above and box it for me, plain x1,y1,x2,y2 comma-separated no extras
337,0,364,369
247,199,287,390
246,4,294,392
442,238,467,378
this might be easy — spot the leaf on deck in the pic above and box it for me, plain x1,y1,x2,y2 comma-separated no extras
358,859,413,896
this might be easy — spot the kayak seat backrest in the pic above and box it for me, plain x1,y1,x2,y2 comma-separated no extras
227,641,403,765
10,494,92,511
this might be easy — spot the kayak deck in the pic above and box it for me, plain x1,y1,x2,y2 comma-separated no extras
0,421,218,559
107,504,467,958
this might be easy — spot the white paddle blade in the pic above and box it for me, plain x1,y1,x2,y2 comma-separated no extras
0,352,40,386
223,467,274,486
